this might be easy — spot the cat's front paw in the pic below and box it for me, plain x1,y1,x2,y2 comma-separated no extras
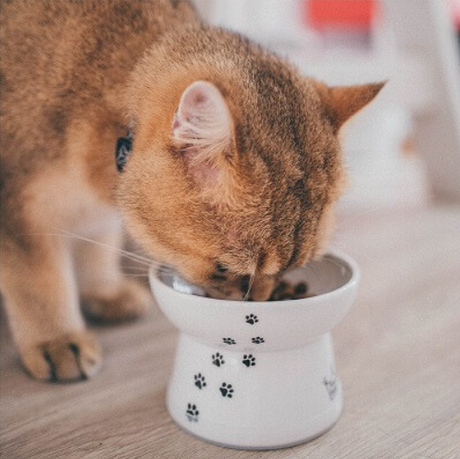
21,331,102,382
82,279,152,323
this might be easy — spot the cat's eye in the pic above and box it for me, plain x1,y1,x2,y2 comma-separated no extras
210,274,227,282
216,263,228,273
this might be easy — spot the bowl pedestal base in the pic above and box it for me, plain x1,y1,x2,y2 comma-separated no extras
166,333,343,450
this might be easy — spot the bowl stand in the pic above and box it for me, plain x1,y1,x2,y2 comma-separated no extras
166,332,343,450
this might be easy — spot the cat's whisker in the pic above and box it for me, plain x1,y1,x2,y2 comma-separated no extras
122,263,174,271
123,274,150,278
121,264,153,271
122,267,149,273
55,228,159,266
123,266,173,275
23,230,175,271
122,259,174,270
243,272,255,301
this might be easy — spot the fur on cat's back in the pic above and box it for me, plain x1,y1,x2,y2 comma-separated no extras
1,0,198,206
0,0,383,382
0,0,200,381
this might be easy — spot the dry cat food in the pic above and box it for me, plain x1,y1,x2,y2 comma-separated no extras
169,272,315,300
268,280,315,301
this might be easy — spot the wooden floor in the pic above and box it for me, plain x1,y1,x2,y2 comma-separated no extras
1,204,460,459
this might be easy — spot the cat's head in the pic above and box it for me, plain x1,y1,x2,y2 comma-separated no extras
118,28,383,300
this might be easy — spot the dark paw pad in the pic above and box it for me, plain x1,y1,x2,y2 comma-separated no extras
323,371,338,400
242,354,256,367
251,337,265,344
194,373,207,389
186,403,199,422
219,382,234,398
212,352,225,367
245,314,259,325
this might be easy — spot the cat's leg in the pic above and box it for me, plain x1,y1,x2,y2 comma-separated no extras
0,236,101,382
75,224,152,323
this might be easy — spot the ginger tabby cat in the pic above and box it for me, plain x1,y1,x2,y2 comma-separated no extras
0,0,383,382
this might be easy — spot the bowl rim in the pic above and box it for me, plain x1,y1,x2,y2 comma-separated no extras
148,249,360,307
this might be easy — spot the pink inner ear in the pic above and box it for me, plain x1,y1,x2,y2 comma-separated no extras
172,81,233,188
182,147,220,186
172,116,181,130
186,90,206,109
177,82,215,123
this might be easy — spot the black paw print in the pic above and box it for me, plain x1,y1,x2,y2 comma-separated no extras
223,337,236,345
212,352,225,367
245,314,259,325
219,382,234,398
252,337,265,344
323,370,338,400
186,403,199,422
242,354,256,367
194,373,207,389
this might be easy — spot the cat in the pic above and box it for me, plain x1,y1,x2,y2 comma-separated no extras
0,0,383,382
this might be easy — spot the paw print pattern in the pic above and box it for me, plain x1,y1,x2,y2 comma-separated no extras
323,369,338,400
223,337,236,345
194,373,207,389
252,337,265,344
219,382,234,398
186,403,199,422
245,314,259,325
242,354,256,367
212,352,225,367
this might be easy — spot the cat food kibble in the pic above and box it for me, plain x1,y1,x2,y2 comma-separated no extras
268,280,315,301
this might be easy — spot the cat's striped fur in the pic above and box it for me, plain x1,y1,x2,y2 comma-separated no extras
0,0,383,382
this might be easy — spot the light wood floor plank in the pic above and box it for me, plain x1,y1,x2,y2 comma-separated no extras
1,205,459,458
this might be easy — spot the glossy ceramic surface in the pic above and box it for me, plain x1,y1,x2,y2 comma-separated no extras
149,251,360,450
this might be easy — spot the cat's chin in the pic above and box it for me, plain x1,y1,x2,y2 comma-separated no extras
203,288,245,301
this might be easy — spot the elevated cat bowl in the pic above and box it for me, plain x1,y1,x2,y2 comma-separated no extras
149,250,360,450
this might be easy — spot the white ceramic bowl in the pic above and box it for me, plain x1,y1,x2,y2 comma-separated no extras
149,250,360,450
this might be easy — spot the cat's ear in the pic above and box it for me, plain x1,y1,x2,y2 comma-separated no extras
316,82,385,130
172,81,233,186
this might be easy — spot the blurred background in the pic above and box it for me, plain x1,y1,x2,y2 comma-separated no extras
2,3,459,458
193,0,460,220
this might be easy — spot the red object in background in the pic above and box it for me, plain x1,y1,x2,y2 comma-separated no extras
304,0,376,30
451,0,460,30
